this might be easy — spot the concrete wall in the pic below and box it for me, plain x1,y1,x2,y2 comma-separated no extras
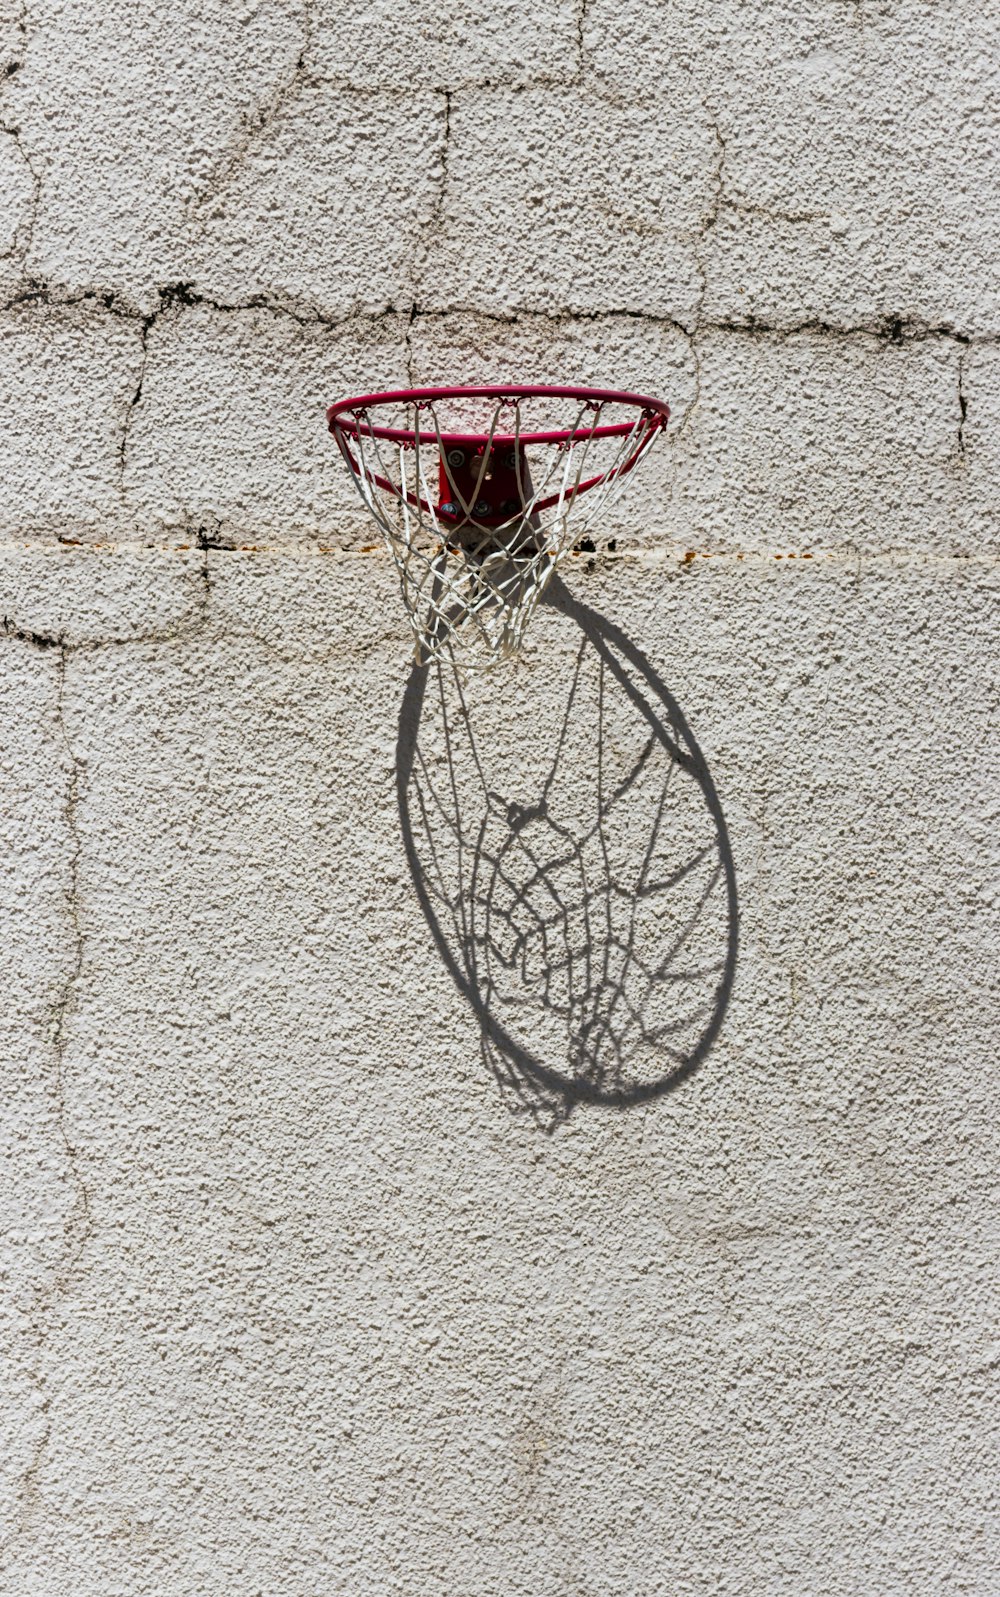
1,3,996,1592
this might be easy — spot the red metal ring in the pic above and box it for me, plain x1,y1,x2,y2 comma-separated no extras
327,383,669,520
326,383,670,448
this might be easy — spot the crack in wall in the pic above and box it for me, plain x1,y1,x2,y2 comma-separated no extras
404,302,417,387
1,616,61,650
5,277,388,334
692,117,727,332
0,572,213,1500
724,199,832,228
0,0,41,268
0,594,208,1544
1,544,212,654
190,0,314,214
410,88,452,312
118,312,154,505
671,114,727,455
48,644,92,1282
1,276,997,352
957,350,968,456
428,86,452,240
2,642,93,1551
574,0,592,81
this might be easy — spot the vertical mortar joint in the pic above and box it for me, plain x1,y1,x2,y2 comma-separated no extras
957,350,968,455
575,0,591,81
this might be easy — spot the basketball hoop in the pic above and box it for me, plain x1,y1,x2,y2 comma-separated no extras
327,384,669,665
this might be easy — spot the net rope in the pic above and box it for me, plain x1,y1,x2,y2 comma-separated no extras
339,394,656,666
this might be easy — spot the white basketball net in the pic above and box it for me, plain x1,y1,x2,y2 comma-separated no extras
333,392,662,666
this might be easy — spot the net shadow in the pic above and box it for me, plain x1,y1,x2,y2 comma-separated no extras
396,578,738,1132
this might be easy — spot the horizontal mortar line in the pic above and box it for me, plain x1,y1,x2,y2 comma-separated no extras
0,541,996,569
2,283,998,347
416,302,996,346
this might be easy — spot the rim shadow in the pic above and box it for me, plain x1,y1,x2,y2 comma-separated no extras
396,577,738,1131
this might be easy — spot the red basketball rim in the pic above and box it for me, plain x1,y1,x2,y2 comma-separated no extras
326,383,670,448
327,383,669,520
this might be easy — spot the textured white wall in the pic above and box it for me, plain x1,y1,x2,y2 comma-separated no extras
1,2,997,1593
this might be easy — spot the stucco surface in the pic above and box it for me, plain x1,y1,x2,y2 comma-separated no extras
1,0,998,1592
